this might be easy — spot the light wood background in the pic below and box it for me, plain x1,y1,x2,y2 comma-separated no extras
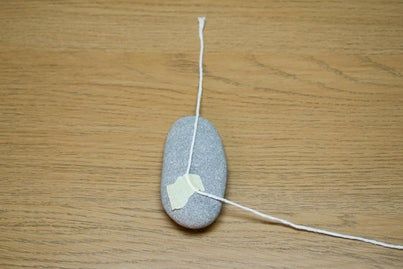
1,1,403,268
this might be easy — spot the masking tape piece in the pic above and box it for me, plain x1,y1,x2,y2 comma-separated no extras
167,174,205,210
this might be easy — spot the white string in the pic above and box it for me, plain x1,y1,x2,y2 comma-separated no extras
186,16,205,175
184,16,403,250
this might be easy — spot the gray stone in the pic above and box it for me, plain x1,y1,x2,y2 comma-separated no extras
161,116,227,229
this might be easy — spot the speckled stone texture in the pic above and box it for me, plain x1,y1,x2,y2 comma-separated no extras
161,116,227,229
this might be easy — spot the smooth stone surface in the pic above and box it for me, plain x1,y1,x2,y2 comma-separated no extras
161,116,227,229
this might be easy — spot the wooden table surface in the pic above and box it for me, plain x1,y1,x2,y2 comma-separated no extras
1,1,402,268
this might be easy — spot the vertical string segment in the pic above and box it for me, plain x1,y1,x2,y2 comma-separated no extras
183,17,403,250
186,16,205,175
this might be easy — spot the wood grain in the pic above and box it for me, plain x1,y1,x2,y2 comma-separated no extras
1,1,403,268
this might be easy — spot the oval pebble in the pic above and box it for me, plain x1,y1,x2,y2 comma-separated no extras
160,116,227,229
